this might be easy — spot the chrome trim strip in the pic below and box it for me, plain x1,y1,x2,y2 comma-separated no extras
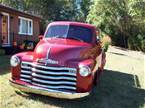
20,71,76,81
21,68,76,76
32,73,76,81
10,79,89,99
21,61,32,65
32,82,76,90
31,68,76,76
21,70,31,74
32,78,76,85
20,78,31,83
21,65,31,70
21,61,77,71
20,74,31,78
20,77,76,90
46,47,51,59
20,61,77,91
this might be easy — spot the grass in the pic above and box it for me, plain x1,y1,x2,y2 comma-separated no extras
0,55,11,72
0,48,145,108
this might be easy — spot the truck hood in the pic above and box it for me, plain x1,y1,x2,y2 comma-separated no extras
33,38,92,67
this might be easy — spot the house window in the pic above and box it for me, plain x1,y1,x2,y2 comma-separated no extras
18,17,33,35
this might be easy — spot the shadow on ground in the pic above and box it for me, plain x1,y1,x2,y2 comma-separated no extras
17,69,145,108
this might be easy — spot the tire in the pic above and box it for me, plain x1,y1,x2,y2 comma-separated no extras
94,68,102,86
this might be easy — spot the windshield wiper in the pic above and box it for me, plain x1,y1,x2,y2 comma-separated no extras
68,37,84,42
52,35,66,39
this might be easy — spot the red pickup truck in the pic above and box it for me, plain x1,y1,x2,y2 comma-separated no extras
10,21,106,99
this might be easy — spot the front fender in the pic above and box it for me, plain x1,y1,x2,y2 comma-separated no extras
11,52,34,80
76,59,95,92
15,51,34,62
78,59,95,70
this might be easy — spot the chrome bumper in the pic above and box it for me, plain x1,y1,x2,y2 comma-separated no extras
9,80,90,99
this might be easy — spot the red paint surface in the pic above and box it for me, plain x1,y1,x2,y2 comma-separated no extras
11,21,105,93
11,64,21,80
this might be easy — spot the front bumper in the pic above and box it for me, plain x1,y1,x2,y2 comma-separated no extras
9,79,90,99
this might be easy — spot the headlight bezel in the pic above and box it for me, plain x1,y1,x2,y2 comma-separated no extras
79,65,91,77
10,55,20,67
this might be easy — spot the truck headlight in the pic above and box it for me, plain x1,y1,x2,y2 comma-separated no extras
10,56,20,67
79,65,91,77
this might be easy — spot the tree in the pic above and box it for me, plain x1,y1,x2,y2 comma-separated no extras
1,0,79,21
1,0,80,33
76,0,92,22
87,0,145,51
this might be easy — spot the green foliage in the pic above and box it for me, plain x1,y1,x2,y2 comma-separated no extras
1,0,83,34
1,0,89,31
1,0,145,52
128,34,145,51
87,0,145,52
0,49,5,55
77,0,93,22
103,41,110,52
1,0,79,21
1,0,93,22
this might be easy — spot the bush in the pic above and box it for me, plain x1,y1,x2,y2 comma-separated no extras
0,49,5,55
101,35,111,52
128,34,145,52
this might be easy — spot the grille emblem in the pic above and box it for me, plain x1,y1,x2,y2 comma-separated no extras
38,58,58,65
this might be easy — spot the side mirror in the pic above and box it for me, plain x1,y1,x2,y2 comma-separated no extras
39,35,43,40
96,31,100,44
96,31,99,36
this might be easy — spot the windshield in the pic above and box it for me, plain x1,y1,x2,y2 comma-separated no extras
45,25,93,43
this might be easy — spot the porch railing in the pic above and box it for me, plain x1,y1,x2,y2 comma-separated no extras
0,32,33,48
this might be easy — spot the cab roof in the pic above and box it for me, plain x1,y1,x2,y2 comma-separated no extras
49,21,96,30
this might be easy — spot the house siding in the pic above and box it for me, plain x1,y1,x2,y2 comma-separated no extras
0,5,41,47
0,15,2,46
10,15,40,45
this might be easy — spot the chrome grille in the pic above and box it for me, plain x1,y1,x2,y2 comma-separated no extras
20,61,77,92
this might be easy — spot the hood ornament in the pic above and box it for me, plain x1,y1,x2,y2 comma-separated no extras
46,47,51,60
37,47,58,65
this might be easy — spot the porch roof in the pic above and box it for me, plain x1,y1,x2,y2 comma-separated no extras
0,4,41,19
